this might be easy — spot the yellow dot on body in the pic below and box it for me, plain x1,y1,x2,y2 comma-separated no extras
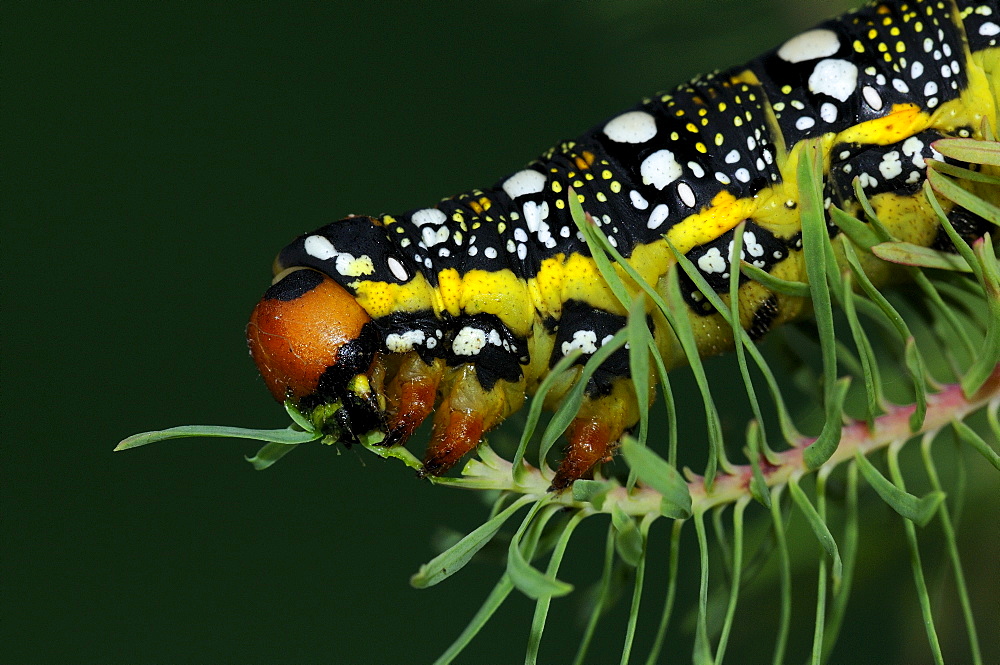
573,180,584,188
715,133,724,145
915,21,923,31
577,193,585,203
718,102,727,111
596,192,607,202
497,222,506,233
602,169,612,179
696,142,707,153
884,53,892,62
868,28,878,38
472,222,481,229
686,122,698,133
700,118,709,126
890,26,900,35
556,199,565,209
878,42,888,52
610,181,622,193
698,108,707,116
567,171,576,178
734,116,743,127
781,85,792,94
854,40,865,52
671,131,680,140
585,173,594,180
552,181,563,193
896,41,905,52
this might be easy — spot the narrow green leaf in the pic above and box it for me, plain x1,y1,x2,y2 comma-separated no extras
411,494,535,588
525,510,587,665
886,443,946,665
507,502,575,599
854,451,944,526
511,349,582,484
770,485,793,665
803,377,851,469
931,137,1000,166
612,504,644,567
572,479,615,505
926,158,1000,185
928,168,1000,226
644,520,684,665
283,400,317,432
921,432,985,665
434,502,559,665
953,419,1000,470
620,515,654,665
739,261,812,297
798,140,844,470
621,438,692,519
788,476,843,583
829,205,881,250
115,424,321,451
745,421,772,509
573,526,616,665
245,441,300,470
871,241,973,272
715,498,749,665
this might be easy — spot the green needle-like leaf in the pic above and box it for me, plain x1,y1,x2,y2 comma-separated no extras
411,494,535,589
789,476,843,586
115,424,322,451
621,438,692,519
854,451,945,527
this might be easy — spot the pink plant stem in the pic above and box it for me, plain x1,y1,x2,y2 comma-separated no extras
688,365,1000,510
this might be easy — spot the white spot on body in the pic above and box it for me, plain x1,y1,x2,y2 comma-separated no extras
453,327,487,356
335,253,375,277
603,110,658,143
777,29,841,63
743,232,764,257
878,151,903,180
911,61,925,78
725,149,741,164
640,149,683,189
484,247,498,259
820,102,838,123
387,257,408,281
629,190,649,210
981,22,1000,36
892,78,909,93
421,225,449,247
808,59,858,102
562,330,598,356
862,86,884,111
677,182,697,208
385,330,426,352
698,247,726,275
735,168,751,183
647,204,669,230
502,169,547,199
304,235,336,260
411,208,447,227
688,161,706,178
795,116,816,130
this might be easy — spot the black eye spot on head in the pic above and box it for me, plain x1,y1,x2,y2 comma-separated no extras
264,269,324,302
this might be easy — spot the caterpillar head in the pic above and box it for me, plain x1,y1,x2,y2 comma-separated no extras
247,267,385,441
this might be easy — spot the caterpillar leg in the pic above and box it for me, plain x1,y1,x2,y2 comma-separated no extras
550,378,640,491
418,365,526,477
380,354,444,448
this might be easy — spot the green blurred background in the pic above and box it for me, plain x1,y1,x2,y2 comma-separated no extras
6,1,998,663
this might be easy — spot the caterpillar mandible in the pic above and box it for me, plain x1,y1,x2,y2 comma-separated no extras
247,0,1000,490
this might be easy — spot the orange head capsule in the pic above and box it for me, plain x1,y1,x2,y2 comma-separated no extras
247,268,384,440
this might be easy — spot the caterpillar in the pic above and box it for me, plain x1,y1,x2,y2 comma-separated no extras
247,0,1000,490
